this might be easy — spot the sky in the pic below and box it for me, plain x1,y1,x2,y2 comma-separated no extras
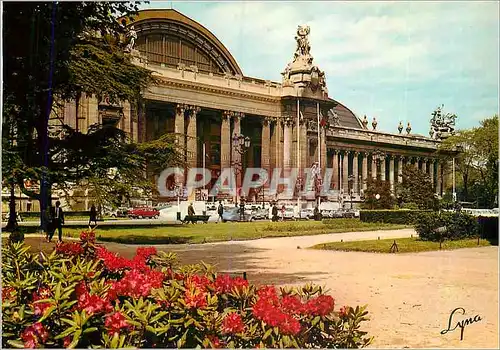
138,1,499,136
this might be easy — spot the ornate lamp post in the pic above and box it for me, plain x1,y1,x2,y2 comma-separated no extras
231,134,251,202
348,174,355,209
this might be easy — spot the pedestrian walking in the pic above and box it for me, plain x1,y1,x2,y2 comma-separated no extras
239,201,245,221
89,204,98,226
44,206,54,242
49,201,65,242
217,201,224,223
272,204,278,222
281,205,286,221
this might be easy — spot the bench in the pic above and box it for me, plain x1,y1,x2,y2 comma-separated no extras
182,215,210,224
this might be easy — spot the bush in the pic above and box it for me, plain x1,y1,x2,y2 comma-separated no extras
477,216,499,240
1,231,373,349
8,230,25,244
414,211,479,241
360,210,432,225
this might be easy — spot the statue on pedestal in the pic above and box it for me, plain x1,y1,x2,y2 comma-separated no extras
124,25,137,53
293,25,313,65
429,104,457,140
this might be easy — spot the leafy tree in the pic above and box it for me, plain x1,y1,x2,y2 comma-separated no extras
440,115,498,207
395,165,439,210
361,178,395,209
2,1,167,229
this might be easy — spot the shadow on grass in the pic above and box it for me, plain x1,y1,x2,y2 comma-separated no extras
484,237,499,246
97,235,194,245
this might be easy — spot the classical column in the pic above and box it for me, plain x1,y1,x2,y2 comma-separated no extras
362,152,368,190
175,104,186,150
397,156,403,183
352,151,359,194
389,155,395,192
429,159,435,189
332,150,339,191
414,157,419,170
283,118,293,170
422,158,427,174
444,160,452,194
342,150,349,193
371,153,377,180
221,111,232,170
381,156,386,181
436,161,442,195
261,117,271,178
186,106,200,169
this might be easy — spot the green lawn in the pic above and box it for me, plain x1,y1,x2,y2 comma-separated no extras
44,219,408,245
311,237,494,253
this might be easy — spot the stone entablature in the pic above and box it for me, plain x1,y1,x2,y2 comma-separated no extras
324,125,441,151
142,62,283,98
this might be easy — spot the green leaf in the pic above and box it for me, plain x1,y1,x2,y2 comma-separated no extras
6,340,25,348
68,329,81,349
263,328,273,340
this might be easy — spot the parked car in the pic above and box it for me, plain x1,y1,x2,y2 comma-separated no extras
252,208,269,220
128,207,160,219
108,207,129,218
281,207,296,220
342,209,356,218
222,207,254,222
297,208,314,220
329,210,344,218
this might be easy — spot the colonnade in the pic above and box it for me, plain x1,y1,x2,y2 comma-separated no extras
329,150,450,196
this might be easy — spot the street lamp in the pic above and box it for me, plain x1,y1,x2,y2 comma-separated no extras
348,174,355,209
231,134,251,202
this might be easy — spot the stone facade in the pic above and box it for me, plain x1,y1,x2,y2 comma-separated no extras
51,9,456,205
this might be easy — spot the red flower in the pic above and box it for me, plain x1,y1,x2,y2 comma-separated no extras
305,295,335,316
222,313,245,334
56,242,84,256
281,295,306,314
2,286,15,302
136,247,157,259
279,314,301,335
108,269,165,299
214,275,249,294
63,336,71,348
80,231,95,243
32,288,53,316
21,322,49,348
184,289,207,309
105,312,129,336
206,335,222,348
186,275,212,291
75,281,113,315
256,285,279,305
339,305,349,317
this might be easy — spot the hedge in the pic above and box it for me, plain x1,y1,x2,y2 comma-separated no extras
477,216,499,240
18,211,90,218
359,210,432,225
414,211,478,241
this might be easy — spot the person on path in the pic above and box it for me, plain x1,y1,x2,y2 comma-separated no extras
89,204,98,226
44,206,54,242
217,201,224,223
239,201,245,221
313,205,320,221
281,205,286,221
188,203,195,216
272,204,279,222
50,201,65,242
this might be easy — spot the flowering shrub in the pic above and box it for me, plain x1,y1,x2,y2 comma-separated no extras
1,230,372,348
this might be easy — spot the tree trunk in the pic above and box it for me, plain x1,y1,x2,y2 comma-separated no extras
5,180,18,232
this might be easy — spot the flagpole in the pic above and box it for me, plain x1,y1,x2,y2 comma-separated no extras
317,102,321,207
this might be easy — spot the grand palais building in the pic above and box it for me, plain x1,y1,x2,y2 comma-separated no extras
52,9,455,207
